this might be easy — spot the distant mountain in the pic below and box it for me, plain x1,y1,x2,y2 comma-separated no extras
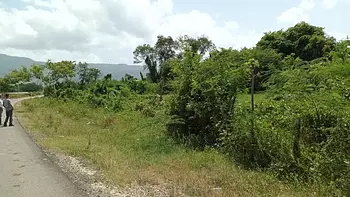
0,54,146,79
0,54,36,76
83,63,145,79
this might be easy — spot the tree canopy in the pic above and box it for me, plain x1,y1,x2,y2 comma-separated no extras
257,22,336,61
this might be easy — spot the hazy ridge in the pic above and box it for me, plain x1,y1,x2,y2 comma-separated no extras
0,53,145,79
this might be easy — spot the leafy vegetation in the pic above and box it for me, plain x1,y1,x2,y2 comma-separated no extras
10,22,350,196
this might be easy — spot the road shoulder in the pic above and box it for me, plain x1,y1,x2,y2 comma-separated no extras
14,97,115,197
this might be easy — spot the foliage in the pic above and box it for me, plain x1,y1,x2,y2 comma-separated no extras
330,39,350,63
168,50,249,147
257,22,336,61
29,64,44,80
133,35,179,84
133,35,215,88
3,22,350,196
121,74,148,94
177,35,216,57
76,62,101,88
241,47,282,90
18,83,43,92
18,97,331,197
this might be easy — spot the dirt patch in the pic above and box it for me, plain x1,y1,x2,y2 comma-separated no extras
41,150,185,197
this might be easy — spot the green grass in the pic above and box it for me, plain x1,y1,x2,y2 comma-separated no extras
237,92,268,105
16,97,331,197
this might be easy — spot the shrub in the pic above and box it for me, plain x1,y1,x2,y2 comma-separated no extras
168,50,249,147
220,93,350,193
135,94,164,117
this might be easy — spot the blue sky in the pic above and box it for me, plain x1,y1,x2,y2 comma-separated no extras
173,0,349,37
174,0,294,29
0,0,349,63
2,0,350,36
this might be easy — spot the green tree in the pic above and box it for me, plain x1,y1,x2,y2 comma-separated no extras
44,60,75,84
0,78,12,92
169,48,249,147
19,82,43,92
133,35,215,84
331,38,350,63
76,62,101,88
29,64,44,80
178,35,216,57
257,22,336,61
5,66,31,84
241,47,282,91
133,44,159,83
133,35,179,99
42,60,76,96
2,66,32,91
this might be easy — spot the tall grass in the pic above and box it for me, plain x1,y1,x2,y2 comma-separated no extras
16,97,331,197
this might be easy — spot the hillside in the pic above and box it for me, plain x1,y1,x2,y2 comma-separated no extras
0,54,145,79
0,54,36,76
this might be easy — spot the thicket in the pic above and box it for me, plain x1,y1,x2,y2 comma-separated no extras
3,22,350,195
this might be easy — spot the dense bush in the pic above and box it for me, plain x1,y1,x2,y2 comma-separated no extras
168,50,249,147
121,74,148,94
221,95,350,186
135,94,164,117
18,82,42,92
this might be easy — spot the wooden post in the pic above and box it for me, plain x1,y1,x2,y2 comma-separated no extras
160,78,164,101
293,118,301,162
250,62,257,164
250,62,255,138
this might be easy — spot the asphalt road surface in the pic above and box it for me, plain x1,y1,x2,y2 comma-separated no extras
0,97,85,197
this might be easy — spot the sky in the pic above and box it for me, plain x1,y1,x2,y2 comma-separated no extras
0,0,349,64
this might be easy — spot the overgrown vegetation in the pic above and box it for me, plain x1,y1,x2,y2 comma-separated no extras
10,21,350,196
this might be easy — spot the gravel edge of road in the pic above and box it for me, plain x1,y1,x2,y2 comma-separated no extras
14,97,129,197
14,97,185,197
13,98,101,196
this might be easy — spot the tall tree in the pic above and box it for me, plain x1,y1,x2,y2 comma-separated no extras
178,35,216,57
4,66,31,85
42,60,76,94
241,47,282,91
133,44,159,83
133,35,179,83
29,64,44,81
45,60,76,83
76,62,101,88
257,22,336,61
155,35,179,82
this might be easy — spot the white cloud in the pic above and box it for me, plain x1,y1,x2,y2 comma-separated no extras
224,21,240,32
277,0,315,25
0,0,261,64
155,11,257,49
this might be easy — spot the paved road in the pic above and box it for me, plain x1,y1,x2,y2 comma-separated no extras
0,97,85,197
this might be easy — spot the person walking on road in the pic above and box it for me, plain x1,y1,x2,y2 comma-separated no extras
0,94,3,125
3,94,14,127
